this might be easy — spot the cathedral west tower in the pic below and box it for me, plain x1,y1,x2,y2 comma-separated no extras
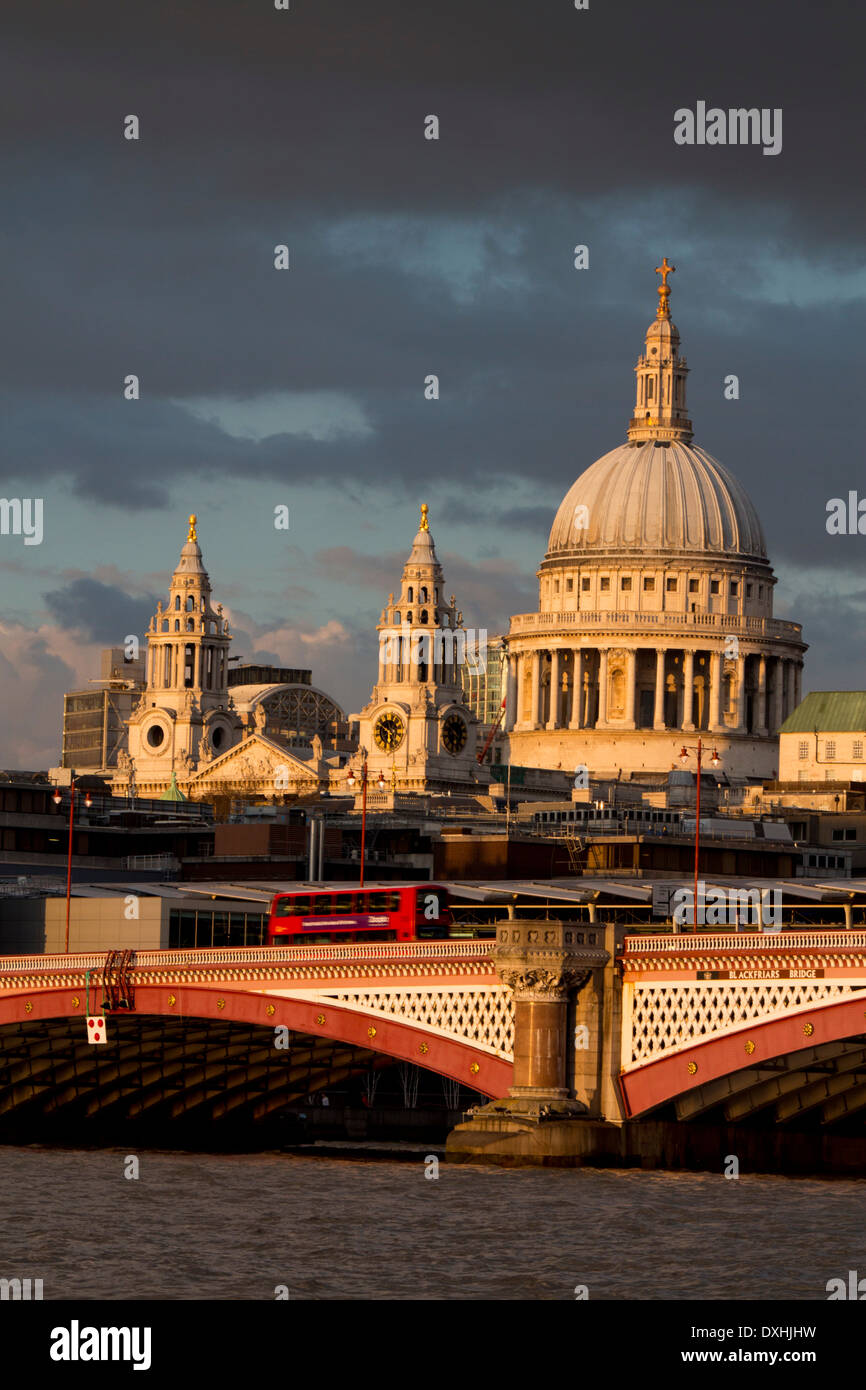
348,505,486,793
120,515,242,794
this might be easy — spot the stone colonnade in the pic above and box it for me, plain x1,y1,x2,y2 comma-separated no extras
505,646,802,736
146,642,227,692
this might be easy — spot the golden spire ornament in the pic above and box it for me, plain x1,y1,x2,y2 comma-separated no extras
419,502,429,532
655,257,675,319
187,513,197,542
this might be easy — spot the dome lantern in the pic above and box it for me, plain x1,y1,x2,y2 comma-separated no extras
627,259,693,445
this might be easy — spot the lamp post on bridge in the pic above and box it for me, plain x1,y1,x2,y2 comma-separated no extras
52,777,93,954
679,740,720,932
346,761,386,887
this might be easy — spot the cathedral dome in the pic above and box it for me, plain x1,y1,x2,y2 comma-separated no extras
546,440,767,562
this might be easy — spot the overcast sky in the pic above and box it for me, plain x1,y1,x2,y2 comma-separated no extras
1,0,864,767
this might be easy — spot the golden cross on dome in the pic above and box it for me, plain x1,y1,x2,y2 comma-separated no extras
187,513,197,542
655,257,675,288
420,502,429,532
655,258,675,319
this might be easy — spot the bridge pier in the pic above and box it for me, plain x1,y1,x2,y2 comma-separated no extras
447,920,627,1165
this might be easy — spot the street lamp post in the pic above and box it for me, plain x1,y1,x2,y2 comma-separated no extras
346,762,386,888
679,740,720,931
52,777,93,954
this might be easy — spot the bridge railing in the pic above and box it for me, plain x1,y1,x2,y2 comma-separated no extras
0,941,495,974
623,931,866,953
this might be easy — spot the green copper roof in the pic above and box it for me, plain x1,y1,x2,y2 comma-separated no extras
159,771,189,802
781,691,866,734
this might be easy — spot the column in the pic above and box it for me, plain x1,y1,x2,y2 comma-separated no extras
794,662,802,709
624,650,637,729
597,648,609,726
735,654,747,732
654,648,667,730
781,660,791,719
788,661,797,718
569,649,584,729
756,654,768,736
709,651,724,732
771,656,784,733
530,651,541,729
547,648,561,729
505,654,518,731
682,650,695,731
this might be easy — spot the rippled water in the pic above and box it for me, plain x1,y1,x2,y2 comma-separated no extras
2,1145,865,1300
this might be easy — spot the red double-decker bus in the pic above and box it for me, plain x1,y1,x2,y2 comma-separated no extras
266,883,452,946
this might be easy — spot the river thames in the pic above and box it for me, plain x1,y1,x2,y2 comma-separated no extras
3,1145,865,1300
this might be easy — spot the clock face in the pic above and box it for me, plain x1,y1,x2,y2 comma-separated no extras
374,711,405,753
442,713,467,755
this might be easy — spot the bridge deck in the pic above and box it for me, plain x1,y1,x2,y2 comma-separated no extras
0,941,494,975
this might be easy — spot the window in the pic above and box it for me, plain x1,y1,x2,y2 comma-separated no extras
758,586,764,598
689,578,699,593
832,828,844,841
600,577,610,591
854,741,863,759
554,580,560,593
621,576,632,591
826,740,836,759
847,828,857,841
666,577,677,592
407,587,413,601
746,583,753,597
581,577,590,591
798,740,809,760
275,895,311,917
730,581,739,596
566,578,573,592
643,577,655,591
710,580,720,595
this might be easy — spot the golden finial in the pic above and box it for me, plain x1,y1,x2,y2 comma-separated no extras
419,502,429,532
187,513,197,542
655,257,675,319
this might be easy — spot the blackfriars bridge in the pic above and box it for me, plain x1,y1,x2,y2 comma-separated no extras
3,927,866,1164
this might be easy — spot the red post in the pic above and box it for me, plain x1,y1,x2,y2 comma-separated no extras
359,761,368,889
65,777,76,955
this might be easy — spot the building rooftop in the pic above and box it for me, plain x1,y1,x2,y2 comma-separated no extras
781,691,866,734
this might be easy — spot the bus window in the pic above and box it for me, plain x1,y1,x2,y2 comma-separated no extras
275,895,310,917
366,892,390,911
313,895,334,916
334,893,358,913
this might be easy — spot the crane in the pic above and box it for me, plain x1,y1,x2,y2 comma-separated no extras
477,698,507,764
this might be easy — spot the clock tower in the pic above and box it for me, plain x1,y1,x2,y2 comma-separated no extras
123,514,242,795
348,504,487,793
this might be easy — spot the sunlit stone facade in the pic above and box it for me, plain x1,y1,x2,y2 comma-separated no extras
504,264,806,780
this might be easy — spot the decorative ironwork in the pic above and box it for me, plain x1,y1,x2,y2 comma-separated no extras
627,980,858,1066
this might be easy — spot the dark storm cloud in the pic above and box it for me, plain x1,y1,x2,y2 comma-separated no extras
43,578,158,643
0,0,863,608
